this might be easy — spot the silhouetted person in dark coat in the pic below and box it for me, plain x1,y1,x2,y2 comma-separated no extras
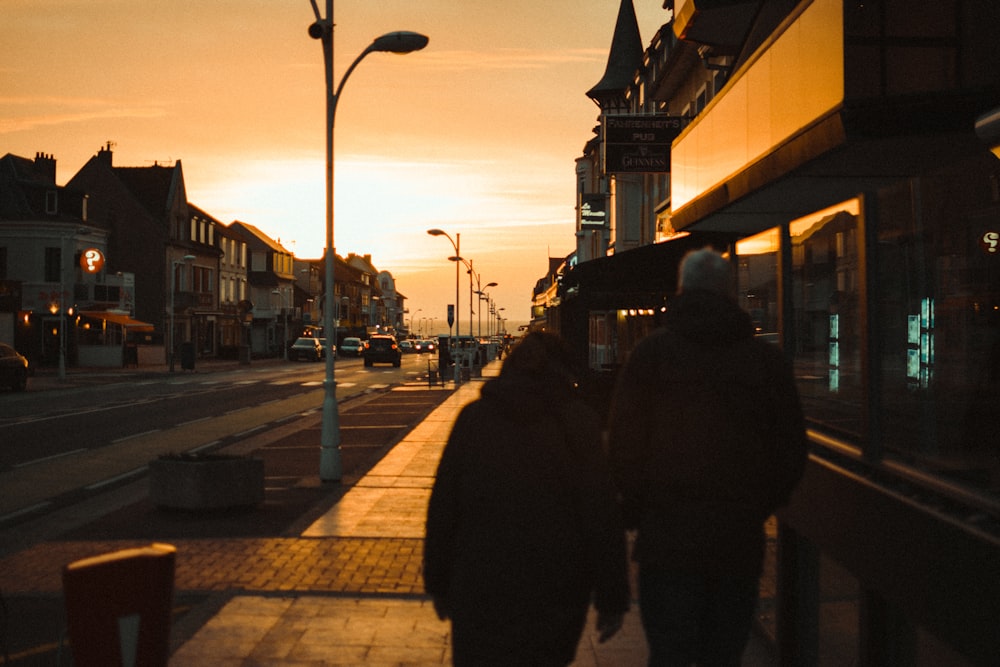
424,331,630,666
608,248,807,667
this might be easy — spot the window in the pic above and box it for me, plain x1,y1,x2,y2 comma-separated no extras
45,190,58,214
0,247,7,279
789,200,863,440
874,155,1000,492
736,227,781,342
45,247,61,282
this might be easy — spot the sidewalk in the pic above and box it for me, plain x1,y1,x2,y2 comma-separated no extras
166,366,651,666
3,360,779,665
165,365,776,667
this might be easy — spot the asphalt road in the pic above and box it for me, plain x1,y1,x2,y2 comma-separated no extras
0,354,457,665
0,352,443,525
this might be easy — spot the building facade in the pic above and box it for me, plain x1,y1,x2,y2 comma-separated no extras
574,0,1000,663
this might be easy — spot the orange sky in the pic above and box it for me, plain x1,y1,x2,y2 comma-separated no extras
2,0,670,332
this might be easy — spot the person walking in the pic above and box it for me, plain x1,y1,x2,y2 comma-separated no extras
607,248,808,667
424,331,630,666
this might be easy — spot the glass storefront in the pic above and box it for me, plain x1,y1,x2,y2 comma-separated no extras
736,157,1000,500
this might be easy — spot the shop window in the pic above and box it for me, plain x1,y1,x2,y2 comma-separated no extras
875,155,1000,493
790,200,864,439
736,227,781,343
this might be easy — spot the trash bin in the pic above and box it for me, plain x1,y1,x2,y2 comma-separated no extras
62,543,176,667
427,359,440,387
180,341,195,370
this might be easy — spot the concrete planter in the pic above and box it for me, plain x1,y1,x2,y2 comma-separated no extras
150,454,264,510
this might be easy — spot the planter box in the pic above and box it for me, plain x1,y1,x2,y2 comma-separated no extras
150,455,264,510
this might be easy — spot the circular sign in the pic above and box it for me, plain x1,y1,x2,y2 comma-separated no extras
80,248,105,273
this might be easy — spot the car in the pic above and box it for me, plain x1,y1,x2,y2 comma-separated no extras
0,343,29,391
338,337,364,357
399,340,416,354
414,339,436,354
288,337,323,362
363,335,402,367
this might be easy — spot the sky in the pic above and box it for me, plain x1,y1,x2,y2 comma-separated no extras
2,0,671,333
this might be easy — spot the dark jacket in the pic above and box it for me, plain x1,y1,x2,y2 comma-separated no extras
424,371,630,665
607,289,808,577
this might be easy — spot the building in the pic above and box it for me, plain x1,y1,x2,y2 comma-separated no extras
68,144,221,367
563,0,1000,663
227,221,296,357
0,151,122,366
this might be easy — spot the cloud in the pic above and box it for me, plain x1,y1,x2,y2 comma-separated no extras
411,47,605,72
0,97,167,134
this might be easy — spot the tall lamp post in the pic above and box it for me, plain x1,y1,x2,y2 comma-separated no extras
427,228,461,383
474,280,497,338
169,254,195,372
309,2,428,482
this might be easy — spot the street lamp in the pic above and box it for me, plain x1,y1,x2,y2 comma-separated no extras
272,288,289,360
474,280,497,338
309,1,427,482
409,308,421,336
427,228,461,383
449,256,475,340
169,254,195,372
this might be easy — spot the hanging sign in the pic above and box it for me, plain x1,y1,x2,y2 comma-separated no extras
80,248,105,273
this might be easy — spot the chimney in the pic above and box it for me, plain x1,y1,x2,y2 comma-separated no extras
97,141,115,167
34,152,56,183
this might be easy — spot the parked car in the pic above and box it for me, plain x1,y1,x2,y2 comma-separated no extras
289,337,323,362
363,335,402,367
0,343,29,391
399,340,416,354
338,337,364,357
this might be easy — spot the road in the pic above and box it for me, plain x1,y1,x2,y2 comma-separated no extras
0,352,440,525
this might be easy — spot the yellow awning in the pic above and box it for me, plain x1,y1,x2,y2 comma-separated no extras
80,311,155,332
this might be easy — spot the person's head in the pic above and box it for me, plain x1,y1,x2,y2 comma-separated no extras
501,331,578,386
678,247,733,296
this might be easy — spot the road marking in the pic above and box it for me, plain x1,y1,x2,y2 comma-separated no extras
13,448,88,469
0,501,51,525
85,467,146,491
112,429,161,443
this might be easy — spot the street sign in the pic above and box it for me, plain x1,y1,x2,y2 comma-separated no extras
447,304,454,328
581,194,608,229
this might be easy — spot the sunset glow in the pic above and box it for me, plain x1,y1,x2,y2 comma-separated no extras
2,0,670,330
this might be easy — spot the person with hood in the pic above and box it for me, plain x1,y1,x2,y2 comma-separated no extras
424,331,630,666
607,247,807,666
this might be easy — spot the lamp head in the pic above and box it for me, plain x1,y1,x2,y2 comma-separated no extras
427,228,445,237
308,20,331,40
371,31,429,54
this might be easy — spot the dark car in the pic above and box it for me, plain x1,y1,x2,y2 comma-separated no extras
363,335,402,367
414,339,436,354
289,337,323,362
0,343,29,391
399,340,416,354
338,337,364,357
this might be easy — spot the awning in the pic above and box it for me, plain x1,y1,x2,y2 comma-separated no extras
80,311,155,332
